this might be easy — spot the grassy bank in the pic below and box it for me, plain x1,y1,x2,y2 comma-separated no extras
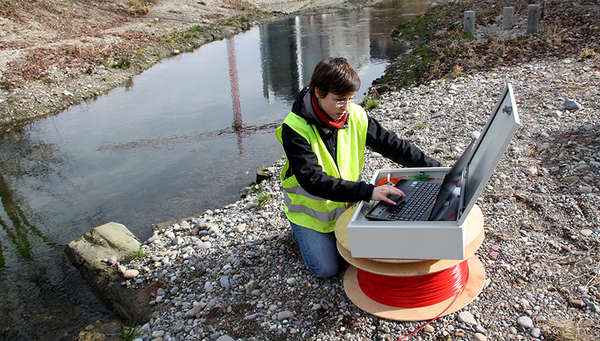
373,0,599,92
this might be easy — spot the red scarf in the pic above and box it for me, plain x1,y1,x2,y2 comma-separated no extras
312,96,347,129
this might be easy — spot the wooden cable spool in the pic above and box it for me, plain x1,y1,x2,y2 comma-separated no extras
335,204,486,321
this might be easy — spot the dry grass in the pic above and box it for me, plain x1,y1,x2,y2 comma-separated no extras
580,48,597,58
449,63,462,79
542,318,599,341
128,0,149,15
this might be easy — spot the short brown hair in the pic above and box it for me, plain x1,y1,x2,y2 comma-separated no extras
308,57,361,98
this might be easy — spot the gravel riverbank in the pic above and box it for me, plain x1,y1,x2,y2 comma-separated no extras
118,55,600,341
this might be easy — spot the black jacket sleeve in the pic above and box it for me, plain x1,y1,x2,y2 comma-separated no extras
279,116,441,203
280,123,374,203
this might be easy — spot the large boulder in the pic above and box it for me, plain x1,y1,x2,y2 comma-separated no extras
64,222,156,324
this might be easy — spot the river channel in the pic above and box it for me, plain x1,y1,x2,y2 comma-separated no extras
0,0,431,339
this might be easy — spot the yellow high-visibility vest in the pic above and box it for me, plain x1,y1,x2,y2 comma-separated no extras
275,104,368,233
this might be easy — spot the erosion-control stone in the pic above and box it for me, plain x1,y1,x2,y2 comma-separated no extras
64,222,155,324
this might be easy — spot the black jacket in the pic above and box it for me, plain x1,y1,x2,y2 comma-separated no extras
280,88,441,203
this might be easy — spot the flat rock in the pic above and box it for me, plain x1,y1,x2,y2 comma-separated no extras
64,222,155,324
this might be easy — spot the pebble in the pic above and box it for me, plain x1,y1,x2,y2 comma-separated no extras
172,323,185,333
458,311,477,325
185,301,206,318
563,176,580,184
517,316,534,329
216,336,234,341
139,324,150,334
151,330,165,338
220,276,230,290
108,255,118,265
474,333,487,341
519,298,530,309
197,241,211,249
276,311,294,321
564,99,582,111
236,223,247,232
569,299,586,308
123,269,139,279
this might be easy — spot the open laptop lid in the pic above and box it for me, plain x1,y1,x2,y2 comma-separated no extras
427,138,477,221
456,83,521,225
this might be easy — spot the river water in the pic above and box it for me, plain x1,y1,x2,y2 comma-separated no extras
0,1,430,339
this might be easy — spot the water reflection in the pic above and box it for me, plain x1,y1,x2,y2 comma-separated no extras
261,10,392,102
0,1,430,339
0,134,58,265
227,37,245,154
0,132,113,340
96,121,283,153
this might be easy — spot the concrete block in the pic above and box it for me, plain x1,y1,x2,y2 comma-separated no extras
464,11,475,36
527,4,540,34
65,222,157,324
503,7,514,29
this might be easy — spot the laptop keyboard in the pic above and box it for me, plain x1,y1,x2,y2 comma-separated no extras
387,182,441,221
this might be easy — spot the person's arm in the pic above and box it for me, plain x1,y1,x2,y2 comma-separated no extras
366,116,442,167
280,124,374,203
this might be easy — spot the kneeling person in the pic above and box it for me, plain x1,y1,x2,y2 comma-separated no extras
276,57,441,278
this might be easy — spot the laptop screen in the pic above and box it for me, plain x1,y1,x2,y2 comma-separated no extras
428,138,477,221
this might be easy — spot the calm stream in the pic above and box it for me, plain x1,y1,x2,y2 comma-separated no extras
0,0,430,339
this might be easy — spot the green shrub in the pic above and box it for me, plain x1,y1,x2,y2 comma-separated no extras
361,98,379,110
119,322,141,341
113,55,131,69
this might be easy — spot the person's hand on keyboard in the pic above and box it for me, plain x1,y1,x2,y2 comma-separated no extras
372,185,405,205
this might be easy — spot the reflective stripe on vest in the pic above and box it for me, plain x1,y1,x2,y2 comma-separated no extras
282,185,347,223
276,104,368,233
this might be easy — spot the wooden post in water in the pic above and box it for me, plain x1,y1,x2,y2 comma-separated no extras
464,11,475,36
527,4,540,34
503,7,514,30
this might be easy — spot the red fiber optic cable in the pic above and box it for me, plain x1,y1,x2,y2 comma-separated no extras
376,176,444,187
395,282,468,341
356,261,470,340
356,261,469,308
376,177,401,186
445,211,458,221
